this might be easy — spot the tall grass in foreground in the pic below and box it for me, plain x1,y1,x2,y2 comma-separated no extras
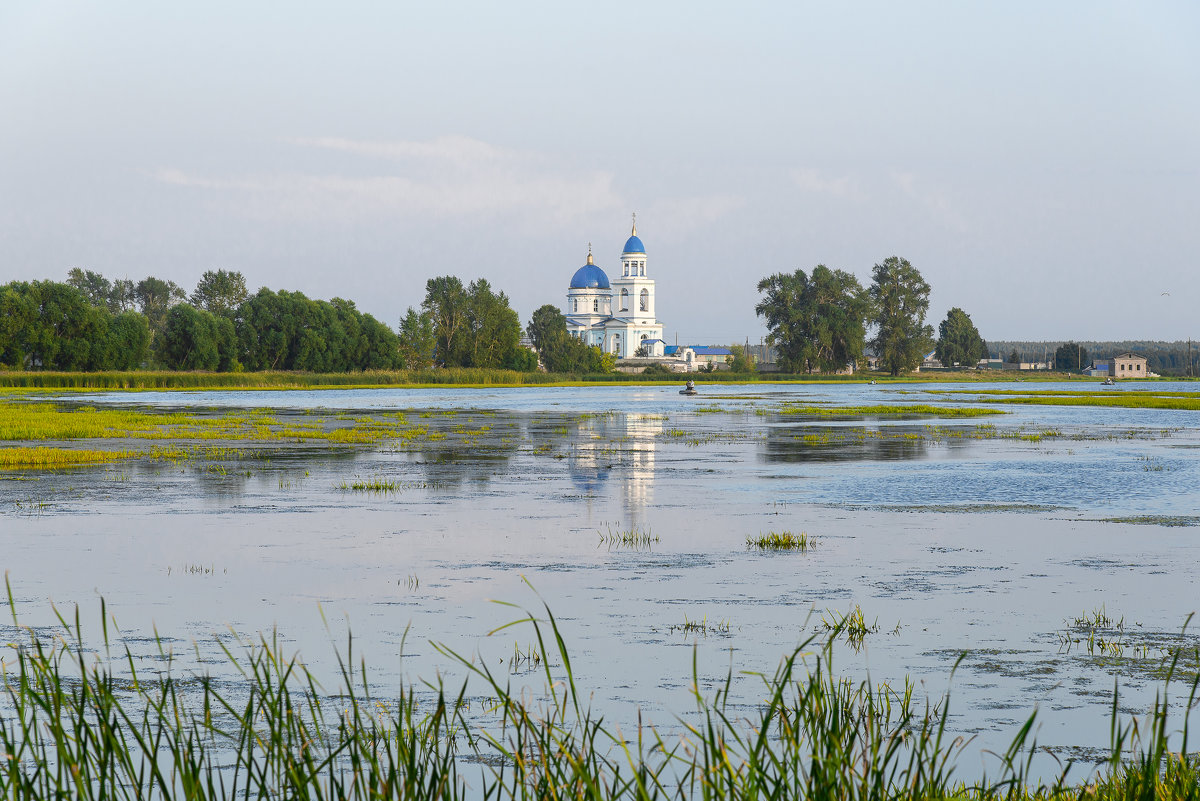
2,583,1198,799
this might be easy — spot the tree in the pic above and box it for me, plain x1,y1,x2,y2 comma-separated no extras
398,307,436,369
868,257,934,376
191,269,249,317
756,265,868,373
105,311,151,369
134,276,187,353
1055,342,1088,371
934,307,987,368
505,347,539,371
463,279,521,369
161,304,222,370
0,283,37,368
66,268,114,311
524,304,613,373
727,344,756,373
421,276,468,367
1008,350,1020,365
527,305,567,354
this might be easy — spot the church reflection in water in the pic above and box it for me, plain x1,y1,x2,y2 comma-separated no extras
566,412,661,525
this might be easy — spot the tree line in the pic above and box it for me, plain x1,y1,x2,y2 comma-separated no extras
990,341,1199,376
756,256,987,375
2,268,615,375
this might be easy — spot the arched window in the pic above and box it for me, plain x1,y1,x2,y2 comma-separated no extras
620,288,629,310
639,288,649,312
593,299,598,313
572,299,578,312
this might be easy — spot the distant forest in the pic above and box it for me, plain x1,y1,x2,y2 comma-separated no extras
988,341,1200,376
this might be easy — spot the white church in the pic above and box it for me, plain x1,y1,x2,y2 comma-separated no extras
564,217,665,358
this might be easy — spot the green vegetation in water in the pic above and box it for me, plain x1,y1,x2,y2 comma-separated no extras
1098,515,1200,527
666,614,731,637
776,402,1005,418
338,476,401,493
938,388,1200,411
1,584,1199,799
1056,609,1200,683
597,525,658,549
747,530,815,550
820,604,882,648
0,445,136,469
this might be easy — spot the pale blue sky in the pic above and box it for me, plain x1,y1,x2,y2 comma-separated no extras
2,1,1197,344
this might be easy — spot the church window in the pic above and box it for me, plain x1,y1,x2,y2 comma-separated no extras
593,299,598,313
639,288,649,312
620,288,628,310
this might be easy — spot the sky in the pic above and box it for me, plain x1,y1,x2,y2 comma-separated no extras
2,1,1198,346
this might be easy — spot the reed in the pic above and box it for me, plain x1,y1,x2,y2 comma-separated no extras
597,525,659,549
1,580,1198,799
747,530,815,550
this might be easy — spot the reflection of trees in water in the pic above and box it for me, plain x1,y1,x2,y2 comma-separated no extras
390,412,525,488
762,423,931,463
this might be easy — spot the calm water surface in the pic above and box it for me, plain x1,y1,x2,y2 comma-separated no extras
2,380,1198,776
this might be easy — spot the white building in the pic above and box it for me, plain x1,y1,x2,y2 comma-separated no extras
565,218,665,358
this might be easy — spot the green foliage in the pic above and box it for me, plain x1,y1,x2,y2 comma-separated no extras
237,288,400,372
105,311,151,370
1,587,1196,799
504,347,539,372
161,304,239,371
727,343,756,373
134,276,187,350
868,256,934,376
422,275,469,367
641,362,674,375
0,281,151,371
190,269,249,317
422,277,524,369
935,307,987,368
398,307,436,369
464,278,521,368
1055,342,1089,371
66,268,115,311
756,265,868,373
990,340,1199,377
525,304,613,373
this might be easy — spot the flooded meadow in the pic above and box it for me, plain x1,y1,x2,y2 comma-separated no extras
2,381,1199,783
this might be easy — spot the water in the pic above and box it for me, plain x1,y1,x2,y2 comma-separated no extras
2,380,1198,776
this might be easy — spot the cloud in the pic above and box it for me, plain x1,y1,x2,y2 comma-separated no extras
791,168,865,201
645,194,747,238
889,170,969,232
289,135,508,168
151,136,622,225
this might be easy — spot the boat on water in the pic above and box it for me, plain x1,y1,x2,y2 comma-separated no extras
1102,377,1116,385
680,380,698,396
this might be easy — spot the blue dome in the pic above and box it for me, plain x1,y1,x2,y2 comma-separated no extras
622,235,645,254
570,263,610,289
